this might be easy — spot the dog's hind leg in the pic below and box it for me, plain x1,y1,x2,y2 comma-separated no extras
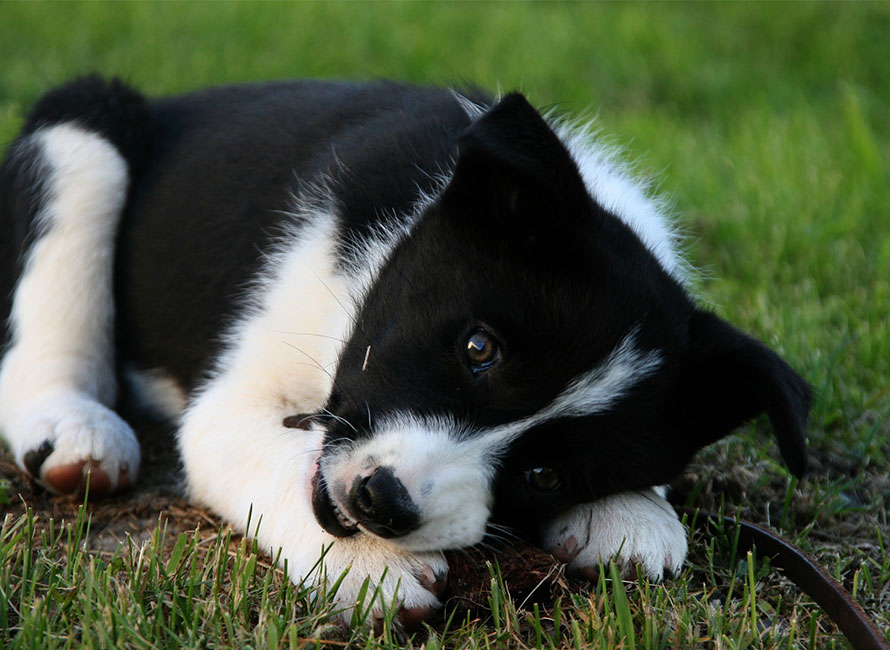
0,78,147,495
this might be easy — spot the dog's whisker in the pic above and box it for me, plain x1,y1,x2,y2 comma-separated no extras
486,521,520,538
288,448,326,463
302,261,361,332
280,342,335,382
281,359,335,377
319,407,357,433
480,536,510,549
285,413,321,430
485,521,515,533
482,530,517,545
448,547,475,561
320,437,353,450
294,441,326,454
280,330,347,343
483,528,514,541
475,540,503,555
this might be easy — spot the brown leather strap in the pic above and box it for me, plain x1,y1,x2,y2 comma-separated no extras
684,508,889,650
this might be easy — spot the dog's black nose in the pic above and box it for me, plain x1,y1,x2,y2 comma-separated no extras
348,466,421,538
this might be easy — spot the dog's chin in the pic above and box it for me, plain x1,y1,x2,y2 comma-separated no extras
310,465,360,538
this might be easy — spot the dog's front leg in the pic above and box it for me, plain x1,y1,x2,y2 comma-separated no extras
178,379,447,629
541,487,688,580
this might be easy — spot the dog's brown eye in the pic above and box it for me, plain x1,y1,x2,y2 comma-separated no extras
524,467,562,492
467,329,500,372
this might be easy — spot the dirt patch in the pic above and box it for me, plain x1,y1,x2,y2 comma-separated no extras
1,419,223,555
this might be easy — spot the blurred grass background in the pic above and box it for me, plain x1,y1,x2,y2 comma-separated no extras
1,2,888,647
2,4,887,435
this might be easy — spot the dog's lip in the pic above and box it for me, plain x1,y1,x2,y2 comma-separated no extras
310,462,360,538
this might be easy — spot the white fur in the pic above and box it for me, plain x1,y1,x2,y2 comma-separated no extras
0,124,139,490
542,486,687,580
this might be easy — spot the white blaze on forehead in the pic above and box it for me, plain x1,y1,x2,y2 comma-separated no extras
531,329,662,420
474,328,662,457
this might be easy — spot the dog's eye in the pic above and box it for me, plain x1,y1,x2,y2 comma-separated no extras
466,329,501,372
523,467,562,492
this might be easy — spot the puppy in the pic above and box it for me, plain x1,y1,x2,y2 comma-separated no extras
0,77,810,626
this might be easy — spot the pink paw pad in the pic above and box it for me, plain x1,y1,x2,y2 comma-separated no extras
42,459,127,495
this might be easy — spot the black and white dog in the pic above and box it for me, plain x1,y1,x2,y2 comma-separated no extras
0,78,810,623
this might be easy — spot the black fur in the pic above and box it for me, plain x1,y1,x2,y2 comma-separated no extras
21,76,150,171
113,81,490,386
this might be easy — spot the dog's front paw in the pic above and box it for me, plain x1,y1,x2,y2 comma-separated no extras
313,536,448,632
9,392,140,495
542,488,687,581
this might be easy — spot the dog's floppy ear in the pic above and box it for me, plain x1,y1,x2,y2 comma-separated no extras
677,310,811,477
442,93,591,221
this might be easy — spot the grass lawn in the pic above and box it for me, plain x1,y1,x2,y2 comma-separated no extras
1,2,889,648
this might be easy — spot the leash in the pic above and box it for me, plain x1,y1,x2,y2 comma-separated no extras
682,508,889,650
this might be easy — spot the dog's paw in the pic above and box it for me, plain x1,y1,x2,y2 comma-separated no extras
11,393,140,495
542,488,687,581
314,536,448,632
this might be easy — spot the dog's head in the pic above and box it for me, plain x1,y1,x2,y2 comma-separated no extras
303,93,810,551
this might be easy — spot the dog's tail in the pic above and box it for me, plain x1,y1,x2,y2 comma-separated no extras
19,75,150,172
0,75,150,330
0,75,148,344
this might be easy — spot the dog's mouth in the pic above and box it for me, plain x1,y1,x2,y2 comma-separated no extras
310,462,360,538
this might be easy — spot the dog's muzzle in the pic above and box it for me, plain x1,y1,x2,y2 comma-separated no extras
310,464,359,538
311,462,422,539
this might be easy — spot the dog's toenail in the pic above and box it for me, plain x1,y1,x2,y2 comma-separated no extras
420,566,436,586
417,566,448,598
579,565,599,581
551,535,580,562
397,605,431,632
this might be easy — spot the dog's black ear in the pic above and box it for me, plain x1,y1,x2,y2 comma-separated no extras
442,93,591,222
677,310,811,477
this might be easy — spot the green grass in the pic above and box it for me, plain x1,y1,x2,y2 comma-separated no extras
1,2,889,648
5,502,887,649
